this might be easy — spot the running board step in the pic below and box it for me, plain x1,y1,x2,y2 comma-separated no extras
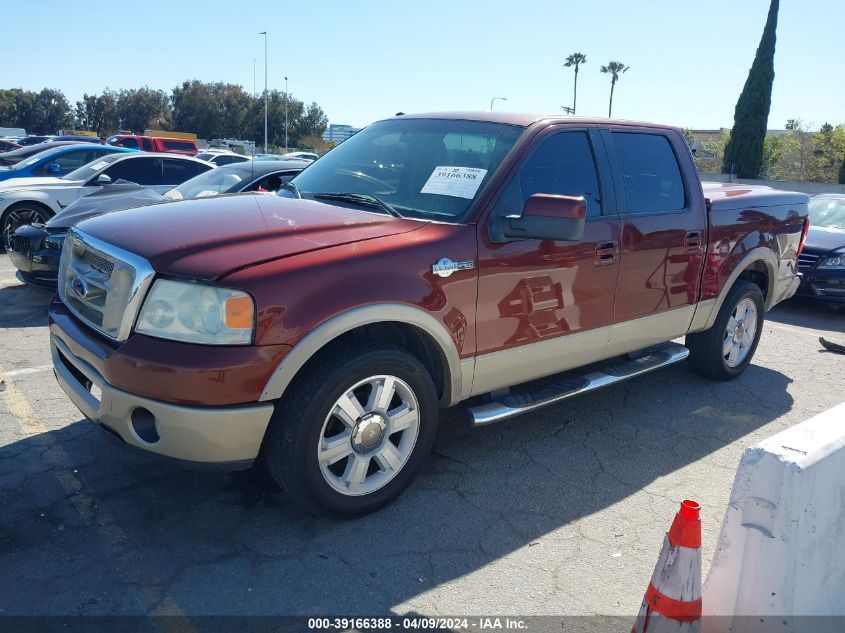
467,342,690,427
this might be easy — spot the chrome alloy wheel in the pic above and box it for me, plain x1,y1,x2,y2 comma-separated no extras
2,206,50,250
723,297,758,367
317,375,420,496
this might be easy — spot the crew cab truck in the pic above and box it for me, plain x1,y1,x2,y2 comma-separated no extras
48,113,809,516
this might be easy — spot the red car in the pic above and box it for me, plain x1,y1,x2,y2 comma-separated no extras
49,112,808,516
0,139,22,152
106,134,198,156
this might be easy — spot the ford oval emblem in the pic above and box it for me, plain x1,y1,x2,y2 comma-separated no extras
71,277,90,299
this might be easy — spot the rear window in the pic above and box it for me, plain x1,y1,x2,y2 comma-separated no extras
120,137,139,149
613,132,685,213
163,140,195,151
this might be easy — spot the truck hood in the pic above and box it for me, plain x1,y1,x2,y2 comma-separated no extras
76,193,426,280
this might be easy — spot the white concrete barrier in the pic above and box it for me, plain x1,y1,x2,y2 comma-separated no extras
703,402,845,631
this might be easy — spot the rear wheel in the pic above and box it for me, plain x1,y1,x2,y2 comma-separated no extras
686,280,764,380
262,340,438,517
1,202,52,252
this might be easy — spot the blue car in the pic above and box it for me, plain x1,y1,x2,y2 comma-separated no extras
0,144,134,182
796,193,845,309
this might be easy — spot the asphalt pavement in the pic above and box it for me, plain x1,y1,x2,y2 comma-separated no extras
1,252,843,621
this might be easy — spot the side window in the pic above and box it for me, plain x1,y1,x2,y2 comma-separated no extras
493,131,602,218
141,138,153,151
245,174,284,192
162,159,204,184
103,158,159,185
120,137,139,149
35,150,96,174
163,140,195,152
612,132,685,213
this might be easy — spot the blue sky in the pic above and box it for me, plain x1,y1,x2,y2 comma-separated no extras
4,0,841,131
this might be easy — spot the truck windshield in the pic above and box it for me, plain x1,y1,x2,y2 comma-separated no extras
283,118,524,222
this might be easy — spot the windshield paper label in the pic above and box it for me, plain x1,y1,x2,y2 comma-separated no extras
421,166,488,199
89,161,110,171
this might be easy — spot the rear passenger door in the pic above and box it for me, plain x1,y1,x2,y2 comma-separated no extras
602,128,706,353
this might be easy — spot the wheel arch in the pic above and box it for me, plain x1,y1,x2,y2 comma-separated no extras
259,304,466,407
691,247,777,333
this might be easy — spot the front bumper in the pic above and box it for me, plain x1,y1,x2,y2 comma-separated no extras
796,269,845,303
51,334,274,464
7,224,61,287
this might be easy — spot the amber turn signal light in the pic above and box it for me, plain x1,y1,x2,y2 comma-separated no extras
224,295,253,329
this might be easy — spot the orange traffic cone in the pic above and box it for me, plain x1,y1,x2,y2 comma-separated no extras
632,500,702,633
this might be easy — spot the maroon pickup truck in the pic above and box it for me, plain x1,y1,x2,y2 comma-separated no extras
48,113,809,516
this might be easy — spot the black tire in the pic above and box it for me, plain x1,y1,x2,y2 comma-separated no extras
261,339,439,517
1,201,53,252
686,280,765,380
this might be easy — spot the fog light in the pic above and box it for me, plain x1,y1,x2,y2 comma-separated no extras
130,408,160,444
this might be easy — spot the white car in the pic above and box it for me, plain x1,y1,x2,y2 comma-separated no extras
1,152,213,250
195,150,251,166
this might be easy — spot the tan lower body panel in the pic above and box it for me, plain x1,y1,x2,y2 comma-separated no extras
470,305,695,398
52,336,273,463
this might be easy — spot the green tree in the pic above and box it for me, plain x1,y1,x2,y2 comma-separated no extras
74,90,120,134
839,156,845,185
563,52,587,115
722,0,779,178
0,88,73,133
117,87,171,133
600,61,629,117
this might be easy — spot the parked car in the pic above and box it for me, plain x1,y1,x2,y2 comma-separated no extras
195,150,250,166
281,151,319,161
0,144,133,182
0,141,101,167
106,134,198,156
795,193,845,309
0,152,212,250
8,160,305,286
0,140,21,152
47,112,807,516
15,135,54,146
52,134,103,143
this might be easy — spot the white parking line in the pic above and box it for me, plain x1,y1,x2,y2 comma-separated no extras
4,365,53,377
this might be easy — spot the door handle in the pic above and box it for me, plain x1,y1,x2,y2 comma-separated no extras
594,240,619,266
684,231,703,253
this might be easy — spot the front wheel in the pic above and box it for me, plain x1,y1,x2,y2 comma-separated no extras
2,202,52,252
262,340,439,517
686,280,765,380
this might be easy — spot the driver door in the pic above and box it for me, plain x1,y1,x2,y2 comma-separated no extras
472,127,622,396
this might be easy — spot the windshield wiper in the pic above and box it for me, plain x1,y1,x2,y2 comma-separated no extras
312,192,403,218
279,180,302,199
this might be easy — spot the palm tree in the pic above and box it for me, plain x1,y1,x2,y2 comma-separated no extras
600,61,629,117
563,52,587,114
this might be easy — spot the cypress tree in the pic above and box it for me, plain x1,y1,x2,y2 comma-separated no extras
722,0,779,178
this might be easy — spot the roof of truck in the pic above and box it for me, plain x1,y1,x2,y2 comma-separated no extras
386,111,677,129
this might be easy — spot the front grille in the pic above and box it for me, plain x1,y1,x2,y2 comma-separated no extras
798,252,820,270
9,234,31,257
57,229,155,341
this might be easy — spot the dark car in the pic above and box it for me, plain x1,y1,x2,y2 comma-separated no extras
8,160,305,287
0,140,21,152
0,141,98,167
796,193,845,308
15,135,54,146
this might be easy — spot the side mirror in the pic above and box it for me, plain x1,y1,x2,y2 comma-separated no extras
46,163,61,173
492,194,586,242
94,174,112,186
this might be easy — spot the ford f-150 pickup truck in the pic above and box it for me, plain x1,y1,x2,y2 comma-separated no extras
48,112,809,516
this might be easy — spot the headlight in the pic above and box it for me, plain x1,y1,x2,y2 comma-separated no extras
136,279,254,345
818,255,845,269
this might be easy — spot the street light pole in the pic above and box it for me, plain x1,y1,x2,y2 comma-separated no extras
260,31,268,153
284,76,289,153
490,96,507,111
253,58,256,98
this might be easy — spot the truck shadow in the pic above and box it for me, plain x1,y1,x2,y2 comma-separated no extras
0,283,52,328
0,362,793,617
